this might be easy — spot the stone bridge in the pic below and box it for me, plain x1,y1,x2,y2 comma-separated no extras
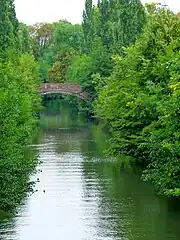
40,83,88,101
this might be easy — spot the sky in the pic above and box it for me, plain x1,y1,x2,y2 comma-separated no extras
14,0,180,25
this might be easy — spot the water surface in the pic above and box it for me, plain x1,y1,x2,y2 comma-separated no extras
0,101,180,240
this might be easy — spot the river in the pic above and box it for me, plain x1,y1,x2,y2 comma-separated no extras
0,100,180,240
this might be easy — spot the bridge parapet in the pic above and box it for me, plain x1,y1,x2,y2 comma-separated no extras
40,83,88,101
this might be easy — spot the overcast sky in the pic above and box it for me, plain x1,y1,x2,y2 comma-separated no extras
14,0,180,25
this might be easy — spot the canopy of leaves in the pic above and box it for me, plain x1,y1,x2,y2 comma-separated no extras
0,0,19,57
48,51,74,83
94,7,180,196
0,54,41,212
19,23,32,54
32,21,84,82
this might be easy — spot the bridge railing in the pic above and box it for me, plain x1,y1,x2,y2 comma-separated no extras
40,83,88,101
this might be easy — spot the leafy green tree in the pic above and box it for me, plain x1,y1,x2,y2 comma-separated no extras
28,22,54,63
67,36,113,99
79,0,146,103
35,21,84,82
0,0,41,212
9,0,19,48
82,0,146,54
66,54,92,84
29,23,53,54
82,0,93,51
141,42,180,196
0,54,41,212
108,0,146,54
19,23,31,53
53,21,84,54
94,6,180,196
0,0,19,56
48,51,74,83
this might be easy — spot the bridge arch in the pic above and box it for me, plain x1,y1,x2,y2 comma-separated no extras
40,83,88,101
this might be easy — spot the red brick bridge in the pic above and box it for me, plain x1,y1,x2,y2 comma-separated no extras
40,83,88,101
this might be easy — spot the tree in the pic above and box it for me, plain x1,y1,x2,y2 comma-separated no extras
82,0,93,51
0,0,19,56
37,21,84,82
82,0,146,54
94,6,180,196
0,54,41,212
29,22,53,59
9,0,19,49
48,51,74,83
19,23,31,53
80,0,146,101
53,21,84,53
107,0,146,53
0,0,41,212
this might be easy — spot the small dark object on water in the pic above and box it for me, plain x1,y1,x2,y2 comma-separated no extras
43,190,46,193
37,178,40,182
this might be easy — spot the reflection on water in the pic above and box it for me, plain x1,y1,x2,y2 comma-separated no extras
0,100,180,240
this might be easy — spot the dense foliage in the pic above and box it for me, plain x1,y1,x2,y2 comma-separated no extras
69,0,146,96
0,0,41,212
48,50,74,83
30,21,84,82
94,6,180,196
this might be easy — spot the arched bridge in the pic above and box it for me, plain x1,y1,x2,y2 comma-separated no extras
40,83,88,101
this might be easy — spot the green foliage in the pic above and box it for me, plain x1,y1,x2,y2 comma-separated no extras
66,37,113,101
66,54,92,84
38,44,55,81
66,0,145,106
82,0,93,51
39,0,145,84
0,54,41,212
0,0,41,213
107,0,146,53
141,49,180,195
53,21,84,53
32,21,84,82
94,7,180,196
19,23,31,54
0,0,19,57
82,0,146,54
48,51,74,83
0,0,41,212
29,23,53,57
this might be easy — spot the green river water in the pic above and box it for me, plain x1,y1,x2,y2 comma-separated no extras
0,100,180,240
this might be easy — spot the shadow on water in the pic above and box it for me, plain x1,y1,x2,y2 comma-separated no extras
0,99,180,240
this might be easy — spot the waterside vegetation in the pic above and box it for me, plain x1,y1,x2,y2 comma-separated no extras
0,0,41,212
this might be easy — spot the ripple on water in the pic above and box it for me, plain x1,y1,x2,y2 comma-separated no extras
0,127,180,240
